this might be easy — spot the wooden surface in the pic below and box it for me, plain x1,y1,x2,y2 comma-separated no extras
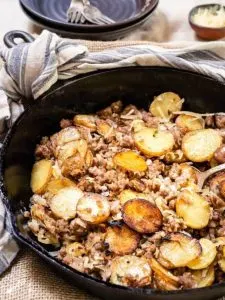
0,0,224,43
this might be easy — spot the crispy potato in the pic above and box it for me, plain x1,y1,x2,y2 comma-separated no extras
150,92,183,119
77,193,110,224
65,242,86,257
157,254,175,270
131,120,146,133
153,274,178,291
122,199,163,234
73,114,96,131
134,128,175,157
50,187,83,220
118,189,154,206
110,256,152,287
192,266,215,288
46,178,75,195
187,238,217,270
176,114,204,132
31,160,53,194
105,225,140,255
57,141,78,162
96,120,114,137
164,150,187,164
150,258,179,289
85,149,93,168
182,129,222,162
113,151,147,172
62,153,85,177
56,127,81,146
159,233,202,268
176,190,210,229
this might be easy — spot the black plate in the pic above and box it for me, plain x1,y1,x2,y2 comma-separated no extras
20,2,152,40
19,0,158,32
1,67,225,300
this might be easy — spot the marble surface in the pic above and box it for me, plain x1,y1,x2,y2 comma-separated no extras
0,0,224,43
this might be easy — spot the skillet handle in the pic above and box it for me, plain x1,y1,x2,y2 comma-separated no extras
3,30,35,48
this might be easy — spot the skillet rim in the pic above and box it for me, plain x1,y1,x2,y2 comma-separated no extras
1,66,225,297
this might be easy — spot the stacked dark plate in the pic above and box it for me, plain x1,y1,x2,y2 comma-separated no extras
19,0,159,40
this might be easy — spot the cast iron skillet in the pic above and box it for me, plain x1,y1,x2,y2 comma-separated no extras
1,31,225,300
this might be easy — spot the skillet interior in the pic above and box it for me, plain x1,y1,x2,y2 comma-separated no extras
1,66,225,300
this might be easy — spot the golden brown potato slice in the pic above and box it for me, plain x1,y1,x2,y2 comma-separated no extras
105,225,140,255
50,187,83,220
118,189,154,206
110,256,152,287
131,120,146,133
31,160,53,194
176,190,210,229
164,150,187,164
159,233,202,268
192,266,215,288
122,199,163,234
96,120,114,137
65,242,86,258
57,141,78,162
157,253,175,270
149,258,179,289
182,129,222,162
113,151,147,172
150,92,183,119
153,274,178,291
56,127,81,146
85,149,94,168
46,178,75,195
61,152,85,178
187,238,217,270
134,128,175,157
77,193,110,224
176,114,204,132
73,114,96,131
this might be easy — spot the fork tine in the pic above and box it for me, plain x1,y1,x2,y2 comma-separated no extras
76,11,82,23
70,11,77,23
67,10,72,22
80,15,86,24
101,15,115,24
95,16,112,25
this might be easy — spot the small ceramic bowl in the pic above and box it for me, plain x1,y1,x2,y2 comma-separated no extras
189,4,225,40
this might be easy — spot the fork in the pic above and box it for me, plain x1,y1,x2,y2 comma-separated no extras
67,0,115,25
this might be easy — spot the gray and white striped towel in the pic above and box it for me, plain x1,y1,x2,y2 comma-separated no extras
0,29,225,275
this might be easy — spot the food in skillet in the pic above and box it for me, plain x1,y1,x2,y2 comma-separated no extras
25,92,225,290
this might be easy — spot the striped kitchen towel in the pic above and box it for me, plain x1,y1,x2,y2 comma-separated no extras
0,29,225,274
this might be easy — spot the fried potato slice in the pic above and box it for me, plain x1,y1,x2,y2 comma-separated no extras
150,92,183,119
85,149,93,168
192,266,215,288
65,242,87,258
50,187,83,220
62,152,85,178
110,256,152,287
122,199,163,234
73,114,96,131
118,189,154,206
153,274,178,291
176,114,204,132
176,190,210,229
164,149,187,164
218,259,225,272
131,120,146,133
46,178,75,195
57,141,78,162
134,128,175,157
182,129,222,162
159,233,202,268
56,127,81,146
31,160,53,194
96,120,114,137
105,224,140,255
77,193,110,224
187,238,217,270
113,151,147,172
150,258,179,289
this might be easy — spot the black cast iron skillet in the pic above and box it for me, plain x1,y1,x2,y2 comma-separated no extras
1,31,225,300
